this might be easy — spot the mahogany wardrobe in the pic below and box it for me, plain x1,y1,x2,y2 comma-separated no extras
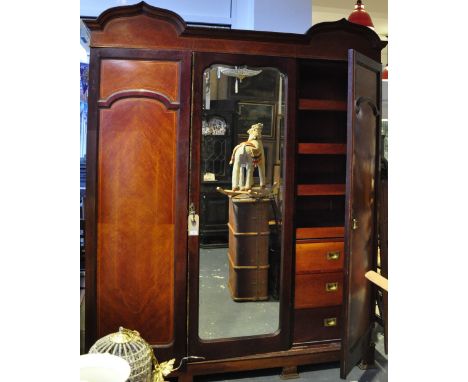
84,2,385,381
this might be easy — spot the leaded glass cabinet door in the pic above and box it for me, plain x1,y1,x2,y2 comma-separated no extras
200,111,234,248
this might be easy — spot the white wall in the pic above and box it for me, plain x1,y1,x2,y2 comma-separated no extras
80,0,312,33
80,0,233,25
312,0,388,65
231,0,255,30
251,0,311,33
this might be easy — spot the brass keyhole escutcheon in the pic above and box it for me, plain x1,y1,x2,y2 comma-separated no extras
189,202,196,222
188,202,199,236
352,218,359,230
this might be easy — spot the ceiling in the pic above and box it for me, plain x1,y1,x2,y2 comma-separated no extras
313,0,388,38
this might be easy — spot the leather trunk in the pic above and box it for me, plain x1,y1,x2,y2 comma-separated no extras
228,196,271,301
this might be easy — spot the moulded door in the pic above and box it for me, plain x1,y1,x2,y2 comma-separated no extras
340,49,382,378
85,48,192,363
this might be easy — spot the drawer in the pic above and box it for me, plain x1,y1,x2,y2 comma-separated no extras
295,272,343,309
296,241,344,273
296,226,344,240
294,306,342,343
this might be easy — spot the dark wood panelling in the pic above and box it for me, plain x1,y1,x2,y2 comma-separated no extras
295,195,345,228
341,50,381,378
296,155,346,184
297,60,348,100
85,49,191,363
100,59,180,101
295,272,344,309
293,306,342,343
85,48,101,350
296,241,344,274
379,179,388,353
296,111,347,144
299,23,385,62
97,98,176,343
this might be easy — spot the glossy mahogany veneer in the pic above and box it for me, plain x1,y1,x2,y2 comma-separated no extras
296,241,345,274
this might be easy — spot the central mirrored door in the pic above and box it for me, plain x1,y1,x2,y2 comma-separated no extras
188,53,296,360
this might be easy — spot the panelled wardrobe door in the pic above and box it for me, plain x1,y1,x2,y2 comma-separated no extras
340,49,382,378
85,49,191,363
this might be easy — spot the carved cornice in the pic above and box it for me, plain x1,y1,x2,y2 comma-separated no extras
305,18,386,49
83,1,187,35
82,3,386,56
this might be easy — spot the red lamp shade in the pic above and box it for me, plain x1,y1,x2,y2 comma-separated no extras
348,0,375,29
382,65,388,80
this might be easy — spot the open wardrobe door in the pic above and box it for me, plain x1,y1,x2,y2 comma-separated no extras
340,49,382,379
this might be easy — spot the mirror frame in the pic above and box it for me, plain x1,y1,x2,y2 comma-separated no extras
188,52,296,360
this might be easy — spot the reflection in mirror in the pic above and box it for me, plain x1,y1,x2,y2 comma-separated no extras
199,64,286,340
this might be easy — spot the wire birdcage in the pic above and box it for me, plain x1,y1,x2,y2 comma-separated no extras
89,327,153,382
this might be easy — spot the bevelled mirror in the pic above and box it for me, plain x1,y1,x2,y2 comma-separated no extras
198,64,286,340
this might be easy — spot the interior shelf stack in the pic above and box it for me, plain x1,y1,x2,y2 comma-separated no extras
293,59,348,344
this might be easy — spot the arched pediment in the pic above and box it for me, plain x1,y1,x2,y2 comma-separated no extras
84,1,186,34
304,18,385,51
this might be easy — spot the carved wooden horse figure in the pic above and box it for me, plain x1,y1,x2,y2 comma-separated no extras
229,123,266,191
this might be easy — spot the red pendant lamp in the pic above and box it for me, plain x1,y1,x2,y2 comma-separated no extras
382,65,388,80
348,0,375,29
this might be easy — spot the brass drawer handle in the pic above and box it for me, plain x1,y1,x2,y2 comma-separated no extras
326,251,340,260
325,282,339,292
324,317,337,327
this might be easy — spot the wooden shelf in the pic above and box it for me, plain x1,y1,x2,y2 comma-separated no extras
298,99,347,111
297,184,345,196
296,226,344,240
298,143,346,155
